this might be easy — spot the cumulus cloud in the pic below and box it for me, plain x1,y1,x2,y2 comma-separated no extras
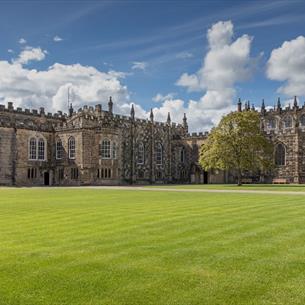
157,20,254,131
14,47,48,65
131,61,147,71
152,93,176,103
53,35,63,42
266,36,305,96
18,38,27,44
0,60,132,114
7,49,14,54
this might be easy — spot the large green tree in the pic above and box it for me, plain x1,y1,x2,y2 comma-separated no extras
200,110,274,185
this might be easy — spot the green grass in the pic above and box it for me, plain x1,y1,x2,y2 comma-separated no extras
145,183,305,192
1,188,305,305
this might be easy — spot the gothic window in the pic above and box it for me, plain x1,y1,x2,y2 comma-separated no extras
68,137,76,159
268,118,276,129
112,142,117,159
284,116,292,128
137,142,144,164
300,115,305,126
180,147,185,163
156,143,163,165
275,143,285,166
38,138,45,160
56,139,63,160
29,138,37,160
101,139,111,159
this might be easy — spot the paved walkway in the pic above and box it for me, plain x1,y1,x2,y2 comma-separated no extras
65,186,305,196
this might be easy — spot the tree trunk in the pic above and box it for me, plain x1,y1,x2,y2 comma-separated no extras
237,169,242,186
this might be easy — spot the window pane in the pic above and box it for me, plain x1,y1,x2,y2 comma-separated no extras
38,138,45,160
69,137,76,159
101,140,111,159
29,138,37,160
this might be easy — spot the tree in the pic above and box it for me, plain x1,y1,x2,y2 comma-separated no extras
199,110,274,186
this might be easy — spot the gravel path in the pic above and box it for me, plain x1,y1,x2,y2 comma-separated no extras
64,185,305,196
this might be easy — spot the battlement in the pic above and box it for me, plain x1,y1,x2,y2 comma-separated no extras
0,102,65,120
184,131,208,139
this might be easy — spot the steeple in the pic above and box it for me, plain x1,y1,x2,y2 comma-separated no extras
293,96,298,109
150,108,154,122
247,100,251,111
237,98,242,112
251,103,255,111
130,104,135,120
167,112,171,124
108,96,113,114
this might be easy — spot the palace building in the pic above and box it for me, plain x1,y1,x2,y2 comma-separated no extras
1,96,305,186
0,98,225,186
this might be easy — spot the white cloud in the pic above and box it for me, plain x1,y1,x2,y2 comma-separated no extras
266,36,305,96
0,60,132,114
53,35,63,42
163,20,254,131
14,46,48,65
176,51,193,59
18,38,27,44
152,93,176,103
131,61,147,71
7,49,14,53
176,73,201,92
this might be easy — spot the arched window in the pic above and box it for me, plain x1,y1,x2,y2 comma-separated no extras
68,137,76,159
137,142,144,164
300,115,305,126
38,138,45,160
56,139,63,160
101,139,111,159
284,116,292,128
268,118,276,129
112,142,117,159
275,143,285,166
180,147,185,163
156,143,163,165
29,137,37,160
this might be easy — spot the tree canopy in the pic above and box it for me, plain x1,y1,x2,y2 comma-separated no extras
199,110,274,185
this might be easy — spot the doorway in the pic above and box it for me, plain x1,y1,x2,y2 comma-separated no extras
44,172,50,186
203,171,208,184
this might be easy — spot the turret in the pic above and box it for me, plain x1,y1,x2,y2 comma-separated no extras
69,103,73,117
261,99,266,115
237,98,242,112
183,113,188,133
277,97,282,112
108,96,113,114
293,96,298,109
130,104,135,120
167,112,171,125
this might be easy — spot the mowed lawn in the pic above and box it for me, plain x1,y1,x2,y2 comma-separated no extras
1,189,305,305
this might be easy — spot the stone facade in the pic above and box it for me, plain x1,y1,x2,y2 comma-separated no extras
0,99,224,186
259,97,305,183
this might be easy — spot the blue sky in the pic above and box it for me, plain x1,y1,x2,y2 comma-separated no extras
1,0,305,131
